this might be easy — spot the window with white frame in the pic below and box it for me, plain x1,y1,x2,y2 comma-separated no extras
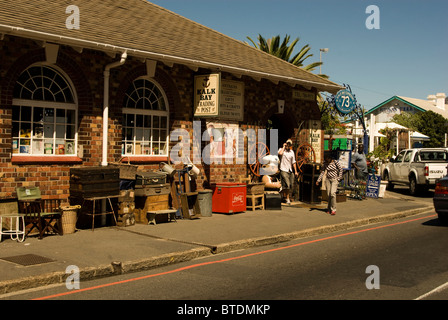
12,65,77,156
122,78,169,156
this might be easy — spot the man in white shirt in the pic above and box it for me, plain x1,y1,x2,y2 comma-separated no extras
278,139,298,204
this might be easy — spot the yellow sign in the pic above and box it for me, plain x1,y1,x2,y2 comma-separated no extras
194,74,220,117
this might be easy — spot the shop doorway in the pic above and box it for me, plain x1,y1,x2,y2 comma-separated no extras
266,111,296,151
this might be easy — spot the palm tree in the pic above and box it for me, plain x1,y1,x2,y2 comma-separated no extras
246,34,327,77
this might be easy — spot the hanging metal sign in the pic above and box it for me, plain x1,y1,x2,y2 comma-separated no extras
334,89,356,114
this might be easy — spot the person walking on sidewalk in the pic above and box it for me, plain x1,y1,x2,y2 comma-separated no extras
278,139,298,204
316,153,343,215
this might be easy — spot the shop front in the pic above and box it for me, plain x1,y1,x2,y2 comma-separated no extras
0,0,343,233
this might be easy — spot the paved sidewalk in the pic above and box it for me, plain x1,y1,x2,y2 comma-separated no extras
0,194,435,294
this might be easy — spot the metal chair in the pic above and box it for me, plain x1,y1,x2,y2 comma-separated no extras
16,187,62,239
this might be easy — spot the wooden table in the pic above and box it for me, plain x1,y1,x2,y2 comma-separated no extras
81,195,119,231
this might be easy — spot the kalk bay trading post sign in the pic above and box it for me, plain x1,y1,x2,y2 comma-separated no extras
194,74,245,121
194,74,221,117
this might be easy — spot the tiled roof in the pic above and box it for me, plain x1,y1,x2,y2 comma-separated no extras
0,0,343,93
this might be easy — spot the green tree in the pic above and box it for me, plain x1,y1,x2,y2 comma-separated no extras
392,110,448,148
246,34,326,76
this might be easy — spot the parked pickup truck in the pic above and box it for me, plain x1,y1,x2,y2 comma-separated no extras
383,148,448,195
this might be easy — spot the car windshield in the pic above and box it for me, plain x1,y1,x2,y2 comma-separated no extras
418,151,448,162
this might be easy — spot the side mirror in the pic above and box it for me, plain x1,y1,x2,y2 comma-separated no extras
389,156,396,163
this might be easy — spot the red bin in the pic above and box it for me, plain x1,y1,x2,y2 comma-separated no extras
211,183,246,214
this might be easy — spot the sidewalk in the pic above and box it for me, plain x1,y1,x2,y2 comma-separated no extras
0,194,434,295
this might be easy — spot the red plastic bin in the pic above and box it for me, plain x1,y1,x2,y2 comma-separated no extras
211,183,246,214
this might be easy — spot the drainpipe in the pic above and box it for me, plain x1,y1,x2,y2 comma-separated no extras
102,52,127,166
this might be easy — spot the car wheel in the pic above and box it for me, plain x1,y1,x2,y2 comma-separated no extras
438,214,448,226
384,172,394,191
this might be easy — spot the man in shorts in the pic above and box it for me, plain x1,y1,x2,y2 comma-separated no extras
278,139,298,204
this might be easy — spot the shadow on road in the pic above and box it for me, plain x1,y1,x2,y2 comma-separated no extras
422,218,448,228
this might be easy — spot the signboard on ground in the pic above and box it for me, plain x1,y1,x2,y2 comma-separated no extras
366,174,381,198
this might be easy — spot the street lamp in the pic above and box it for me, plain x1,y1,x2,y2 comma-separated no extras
319,48,329,75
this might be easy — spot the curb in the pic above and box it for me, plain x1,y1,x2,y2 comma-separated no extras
214,205,435,254
0,205,434,295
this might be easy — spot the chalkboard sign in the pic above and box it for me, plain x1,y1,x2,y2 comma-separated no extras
366,174,381,198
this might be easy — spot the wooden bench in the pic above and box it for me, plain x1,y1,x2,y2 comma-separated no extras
147,209,177,225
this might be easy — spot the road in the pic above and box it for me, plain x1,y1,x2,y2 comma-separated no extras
2,186,446,312
3,201,448,304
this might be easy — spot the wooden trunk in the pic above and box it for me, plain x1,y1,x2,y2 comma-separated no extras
134,194,169,224
70,167,120,198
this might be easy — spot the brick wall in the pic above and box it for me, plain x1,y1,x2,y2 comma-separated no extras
0,35,322,200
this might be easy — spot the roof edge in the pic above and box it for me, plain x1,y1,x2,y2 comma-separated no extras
0,24,344,94
365,96,426,115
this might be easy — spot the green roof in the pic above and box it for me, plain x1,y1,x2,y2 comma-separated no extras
365,96,426,115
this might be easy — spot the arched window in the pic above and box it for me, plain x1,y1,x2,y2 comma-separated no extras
122,78,169,156
12,65,77,156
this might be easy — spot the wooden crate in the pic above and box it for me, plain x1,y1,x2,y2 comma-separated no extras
134,194,169,224
116,213,136,227
118,189,135,202
180,192,201,219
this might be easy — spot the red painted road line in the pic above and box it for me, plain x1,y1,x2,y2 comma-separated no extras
33,214,436,300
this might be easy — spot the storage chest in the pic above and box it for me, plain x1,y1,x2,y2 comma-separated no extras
211,183,246,214
70,167,120,198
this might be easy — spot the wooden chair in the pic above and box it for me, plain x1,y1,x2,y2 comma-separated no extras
16,187,62,239
17,200,43,239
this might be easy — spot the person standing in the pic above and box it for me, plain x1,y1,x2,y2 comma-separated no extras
278,139,298,204
316,153,343,215
351,145,368,181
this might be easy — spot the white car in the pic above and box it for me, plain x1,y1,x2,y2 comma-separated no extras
383,148,448,195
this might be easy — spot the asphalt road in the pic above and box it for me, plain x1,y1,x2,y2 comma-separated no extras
3,207,448,303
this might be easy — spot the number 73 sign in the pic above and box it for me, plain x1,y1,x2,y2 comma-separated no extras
334,89,356,115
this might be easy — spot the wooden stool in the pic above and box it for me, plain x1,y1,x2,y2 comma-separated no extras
246,194,264,211
147,209,178,225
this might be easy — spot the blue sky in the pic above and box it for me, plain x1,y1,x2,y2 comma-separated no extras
150,0,447,110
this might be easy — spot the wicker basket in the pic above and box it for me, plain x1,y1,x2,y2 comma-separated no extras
247,183,265,195
109,163,138,180
61,205,80,235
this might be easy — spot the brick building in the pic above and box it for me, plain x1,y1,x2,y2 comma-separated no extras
0,0,343,202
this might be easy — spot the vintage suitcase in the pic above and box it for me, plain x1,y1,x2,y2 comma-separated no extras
70,167,120,198
134,183,170,197
135,171,167,187
265,192,282,210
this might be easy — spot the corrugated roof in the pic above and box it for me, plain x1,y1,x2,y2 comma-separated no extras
0,0,343,93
